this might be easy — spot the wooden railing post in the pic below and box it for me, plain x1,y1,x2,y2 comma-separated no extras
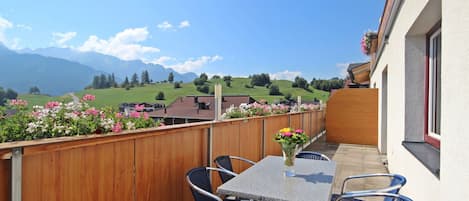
11,147,22,201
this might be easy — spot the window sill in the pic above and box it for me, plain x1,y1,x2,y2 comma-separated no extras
402,141,440,178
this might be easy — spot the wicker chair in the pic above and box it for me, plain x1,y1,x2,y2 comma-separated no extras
214,155,256,183
296,151,331,161
186,167,240,201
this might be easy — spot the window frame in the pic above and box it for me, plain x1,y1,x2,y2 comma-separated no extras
424,21,441,149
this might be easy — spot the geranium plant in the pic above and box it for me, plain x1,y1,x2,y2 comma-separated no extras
0,94,159,143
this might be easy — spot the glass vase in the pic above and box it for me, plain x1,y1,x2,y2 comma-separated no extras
282,143,297,177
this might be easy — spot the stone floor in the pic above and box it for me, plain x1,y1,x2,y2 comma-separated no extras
304,136,390,197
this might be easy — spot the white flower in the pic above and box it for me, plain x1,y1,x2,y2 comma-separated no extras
126,122,136,130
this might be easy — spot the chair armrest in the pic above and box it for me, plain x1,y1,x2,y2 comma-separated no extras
336,192,410,201
207,167,239,177
229,156,256,165
186,174,223,201
340,173,399,194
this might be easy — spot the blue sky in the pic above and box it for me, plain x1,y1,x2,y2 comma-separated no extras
0,0,384,80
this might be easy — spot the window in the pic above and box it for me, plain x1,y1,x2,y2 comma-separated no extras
425,23,441,148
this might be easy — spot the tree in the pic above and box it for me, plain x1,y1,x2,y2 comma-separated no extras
199,73,208,82
174,81,181,89
225,80,232,87
284,92,292,100
310,77,345,91
196,84,210,93
121,76,130,88
141,70,150,84
155,91,165,100
293,76,309,89
5,88,17,99
250,73,271,86
223,75,232,81
168,72,174,83
29,86,40,95
211,75,221,80
193,78,205,86
131,73,139,87
0,87,5,106
269,85,281,95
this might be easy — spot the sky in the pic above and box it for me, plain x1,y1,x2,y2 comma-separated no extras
0,0,384,80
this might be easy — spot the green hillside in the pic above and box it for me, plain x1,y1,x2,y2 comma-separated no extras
18,94,72,109
21,78,329,109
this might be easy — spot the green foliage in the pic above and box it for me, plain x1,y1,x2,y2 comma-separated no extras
225,80,232,87
141,70,151,84
211,75,221,79
90,73,117,89
0,96,158,143
250,73,271,86
155,91,165,100
0,87,18,106
121,76,130,88
199,73,208,82
168,72,174,83
193,78,205,86
310,77,344,91
269,85,281,95
244,84,254,88
223,75,232,81
29,86,41,95
130,73,139,87
292,76,309,89
174,81,181,89
284,92,292,100
196,84,210,93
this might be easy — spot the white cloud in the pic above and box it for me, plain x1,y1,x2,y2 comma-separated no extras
157,21,173,31
52,32,77,47
0,17,13,44
270,70,302,81
77,27,160,61
148,56,175,65
179,20,190,28
167,55,223,73
16,24,32,31
336,63,350,78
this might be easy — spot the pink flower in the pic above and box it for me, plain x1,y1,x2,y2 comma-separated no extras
282,132,292,137
45,101,60,109
112,122,123,133
115,112,123,119
9,99,28,107
130,111,140,118
32,111,40,117
82,94,96,102
295,129,303,134
85,108,99,116
134,104,145,112
143,112,149,120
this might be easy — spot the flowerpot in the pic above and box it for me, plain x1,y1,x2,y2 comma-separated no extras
282,143,298,177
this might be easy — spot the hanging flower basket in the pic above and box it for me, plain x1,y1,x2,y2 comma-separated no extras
361,31,378,55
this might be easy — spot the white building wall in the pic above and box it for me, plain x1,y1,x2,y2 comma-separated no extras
370,0,445,200
441,1,469,200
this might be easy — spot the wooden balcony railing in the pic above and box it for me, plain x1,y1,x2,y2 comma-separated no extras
0,110,325,201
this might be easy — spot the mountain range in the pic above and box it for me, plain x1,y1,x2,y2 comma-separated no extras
0,44,198,95
19,47,197,83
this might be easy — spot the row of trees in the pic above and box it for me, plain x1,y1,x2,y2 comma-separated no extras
90,74,118,89
310,77,344,92
0,87,18,106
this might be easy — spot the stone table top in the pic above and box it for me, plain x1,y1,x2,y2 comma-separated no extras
217,155,336,201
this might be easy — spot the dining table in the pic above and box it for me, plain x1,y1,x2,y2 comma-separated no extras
217,155,337,201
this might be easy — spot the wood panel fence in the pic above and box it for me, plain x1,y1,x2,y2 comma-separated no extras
0,111,325,201
325,89,378,145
